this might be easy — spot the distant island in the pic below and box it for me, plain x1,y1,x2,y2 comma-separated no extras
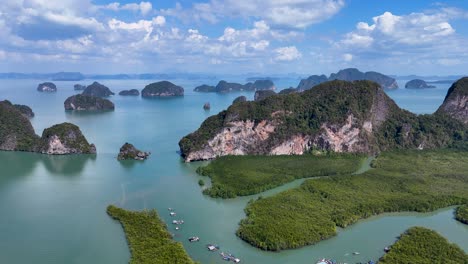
117,143,150,160
37,82,57,92
82,82,114,97
194,80,275,93
74,84,87,91
405,79,436,89
119,89,139,96
142,81,184,97
0,100,95,154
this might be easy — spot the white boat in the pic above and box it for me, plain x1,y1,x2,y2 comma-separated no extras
170,212,176,216
188,236,200,242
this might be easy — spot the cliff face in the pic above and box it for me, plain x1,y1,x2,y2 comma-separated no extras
179,80,467,162
1,101,96,154
38,123,96,154
437,77,468,124
117,143,150,160
64,94,115,111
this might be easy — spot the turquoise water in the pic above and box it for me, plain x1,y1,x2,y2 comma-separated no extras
0,79,466,263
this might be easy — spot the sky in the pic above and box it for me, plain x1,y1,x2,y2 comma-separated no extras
1,0,468,75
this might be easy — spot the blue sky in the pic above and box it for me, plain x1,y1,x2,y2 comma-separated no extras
1,0,468,75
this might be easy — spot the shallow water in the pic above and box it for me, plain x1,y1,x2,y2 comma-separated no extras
0,78,466,263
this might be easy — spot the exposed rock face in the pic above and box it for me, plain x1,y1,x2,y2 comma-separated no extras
1,101,95,154
180,80,467,161
64,94,115,111
279,88,298,95
251,80,275,90
437,77,468,124
13,104,34,118
74,84,87,91
203,102,211,110
117,143,150,160
82,82,114,97
37,82,57,92
296,75,328,91
142,81,184,97
119,89,140,96
254,90,276,101
329,68,398,89
233,96,247,104
0,100,38,151
194,85,215,92
405,79,436,89
38,123,96,154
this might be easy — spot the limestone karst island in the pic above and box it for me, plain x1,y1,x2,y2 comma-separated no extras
0,1,467,264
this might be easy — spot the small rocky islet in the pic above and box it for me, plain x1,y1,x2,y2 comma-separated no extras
37,82,57,92
119,89,140,96
194,79,275,93
117,143,150,160
0,100,95,154
82,82,115,97
405,79,436,89
141,81,184,97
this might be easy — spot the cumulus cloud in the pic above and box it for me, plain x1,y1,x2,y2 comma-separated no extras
161,0,345,29
101,2,153,16
274,46,302,61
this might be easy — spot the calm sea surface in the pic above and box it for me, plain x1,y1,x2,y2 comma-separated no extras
0,78,466,263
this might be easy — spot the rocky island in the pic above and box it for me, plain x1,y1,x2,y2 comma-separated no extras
254,90,276,101
0,100,95,154
203,102,211,110
296,75,328,91
329,68,398,89
194,80,275,93
74,84,87,91
179,79,467,162
37,82,57,92
118,89,140,96
117,143,150,160
405,79,436,89
141,81,184,97
64,94,115,111
82,82,114,97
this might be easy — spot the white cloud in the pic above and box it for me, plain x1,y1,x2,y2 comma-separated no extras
102,2,153,16
274,46,302,61
343,53,353,62
161,0,345,29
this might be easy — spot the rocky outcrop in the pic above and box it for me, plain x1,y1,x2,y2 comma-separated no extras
0,100,38,151
13,104,34,118
203,102,211,110
194,85,215,92
180,79,467,161
215,81,252,93
251,80,275,90
37,82,57,92
296,75,328,91
117,143,150,160
74,84,87,91
142,81,184,97
1,101,95,154
405,79,436,89
233,96,247,104
38,123,96,154
437,77,468,124
82,82,114,97
254,90,276,101
64,94,115,111
119,89,140,96
329,68,398,89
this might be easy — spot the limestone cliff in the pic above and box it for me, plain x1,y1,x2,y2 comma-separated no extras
179,80,467,161
436,77,468,124
38,123,96,154
117,143,150,160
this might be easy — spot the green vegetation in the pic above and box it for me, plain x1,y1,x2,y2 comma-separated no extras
64,94,115,110
180,80,467,159
455,204,468,224
141,81,184,97
0,100,39,151
39,122,96,154
198,179,205,186
197,154,365,198
379,227,468,263
107,205,195,264
236,150,468,251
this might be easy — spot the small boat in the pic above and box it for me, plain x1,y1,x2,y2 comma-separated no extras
175,226,179,230
170,212,176,216
353,252,360,255
316,259,335,264
188,236,200,242
172,220,184,225
384,246,391,252
207,244,220,251
168,208,173,211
